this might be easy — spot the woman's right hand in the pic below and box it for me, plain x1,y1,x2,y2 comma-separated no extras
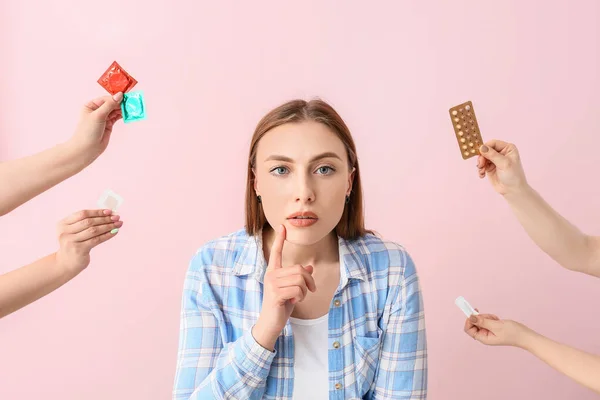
252,225,316,351
464,310,532,348
477,140,529,196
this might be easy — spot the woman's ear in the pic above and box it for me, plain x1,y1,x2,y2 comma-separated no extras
347,167,356,196
253,168,259,194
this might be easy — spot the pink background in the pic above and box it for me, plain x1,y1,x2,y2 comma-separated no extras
1,1,599,399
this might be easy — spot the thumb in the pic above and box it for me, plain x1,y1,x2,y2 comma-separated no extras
470,315,500,332
95,93,123,119
479,144,508,169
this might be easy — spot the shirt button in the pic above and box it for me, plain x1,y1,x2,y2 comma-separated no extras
333,341,340,349
334,299,341,307
335,383,342,390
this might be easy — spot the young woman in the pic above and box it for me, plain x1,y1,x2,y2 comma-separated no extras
172,99,428,399
0,93,125,318
464,140,600,394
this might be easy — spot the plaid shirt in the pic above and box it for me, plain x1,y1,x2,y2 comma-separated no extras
172,229,427,399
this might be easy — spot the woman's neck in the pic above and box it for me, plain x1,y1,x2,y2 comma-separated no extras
262,226,339,268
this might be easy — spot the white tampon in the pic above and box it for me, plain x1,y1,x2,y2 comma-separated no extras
455,296,479,317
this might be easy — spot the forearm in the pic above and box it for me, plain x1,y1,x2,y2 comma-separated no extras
0,253,79,318
520,330,600,394
173,329,274,400
0,141,89,216
504,184,598,275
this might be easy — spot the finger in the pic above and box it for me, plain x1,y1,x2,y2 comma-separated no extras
64,215,121,234
81,228,120,250
83,97,107,112
95,93,123,119
61,209,112,225
484,139,511,153
470,315,500,332
273,265,316,292
107,109,123,122
276,276,308,299
267,225,286,270
278,286,304,303
464,319,479,339
477,313,499,320
477,155,487,169
474,327,496,343
72,222,123,242
479,144,509,169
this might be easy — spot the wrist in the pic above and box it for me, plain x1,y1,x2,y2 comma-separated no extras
252,320,279,351
61,139,97,170
515,324,539,350
502,182,534,204
53,252,84,281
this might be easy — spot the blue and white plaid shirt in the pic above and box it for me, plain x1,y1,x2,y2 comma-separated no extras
173,228,427,399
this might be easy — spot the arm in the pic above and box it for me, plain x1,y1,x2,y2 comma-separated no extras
370,253,428,399
522,330,600,394
467,315,600,395
0,142,89,216
172,266,275,400
0,253,76,318
0,209,122,319
477,140,600,277
0,93,123,217
504,185,600,277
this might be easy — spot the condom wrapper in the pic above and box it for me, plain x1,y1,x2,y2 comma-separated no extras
97,189,124,212
121,91,146,123
97,61,138,95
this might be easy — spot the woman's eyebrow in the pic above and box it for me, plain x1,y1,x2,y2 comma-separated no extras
264,152,342,163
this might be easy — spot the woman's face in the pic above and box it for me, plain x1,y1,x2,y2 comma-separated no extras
254,120,354,246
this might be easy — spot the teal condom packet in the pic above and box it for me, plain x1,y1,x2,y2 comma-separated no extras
121,91,146,123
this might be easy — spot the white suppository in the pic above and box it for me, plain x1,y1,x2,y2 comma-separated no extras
97,189,124,212
455,296,479,317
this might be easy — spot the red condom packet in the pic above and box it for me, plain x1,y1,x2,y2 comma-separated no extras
97,61,138,95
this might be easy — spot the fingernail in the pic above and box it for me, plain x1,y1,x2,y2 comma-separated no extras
110,215,120,221
279,224,284,233
113,92,123,102
114,221,123,227
480,145,489,153
103,209,112,215
470,315,478,323
110,228,119,234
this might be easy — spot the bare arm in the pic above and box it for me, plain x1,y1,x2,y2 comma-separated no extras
0,253,75,318
504,184,600,277
0,209,123,319
467,314,600,395
0,143,88,216
522,330,600,395
477,140,600,278
0,93,123,217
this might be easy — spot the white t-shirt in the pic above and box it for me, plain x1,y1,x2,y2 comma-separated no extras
289,313,330,400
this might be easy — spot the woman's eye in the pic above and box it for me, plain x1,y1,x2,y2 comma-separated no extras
271,166,288,175
316,166,335,175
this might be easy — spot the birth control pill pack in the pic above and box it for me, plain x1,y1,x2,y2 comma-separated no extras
449,101,484,160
